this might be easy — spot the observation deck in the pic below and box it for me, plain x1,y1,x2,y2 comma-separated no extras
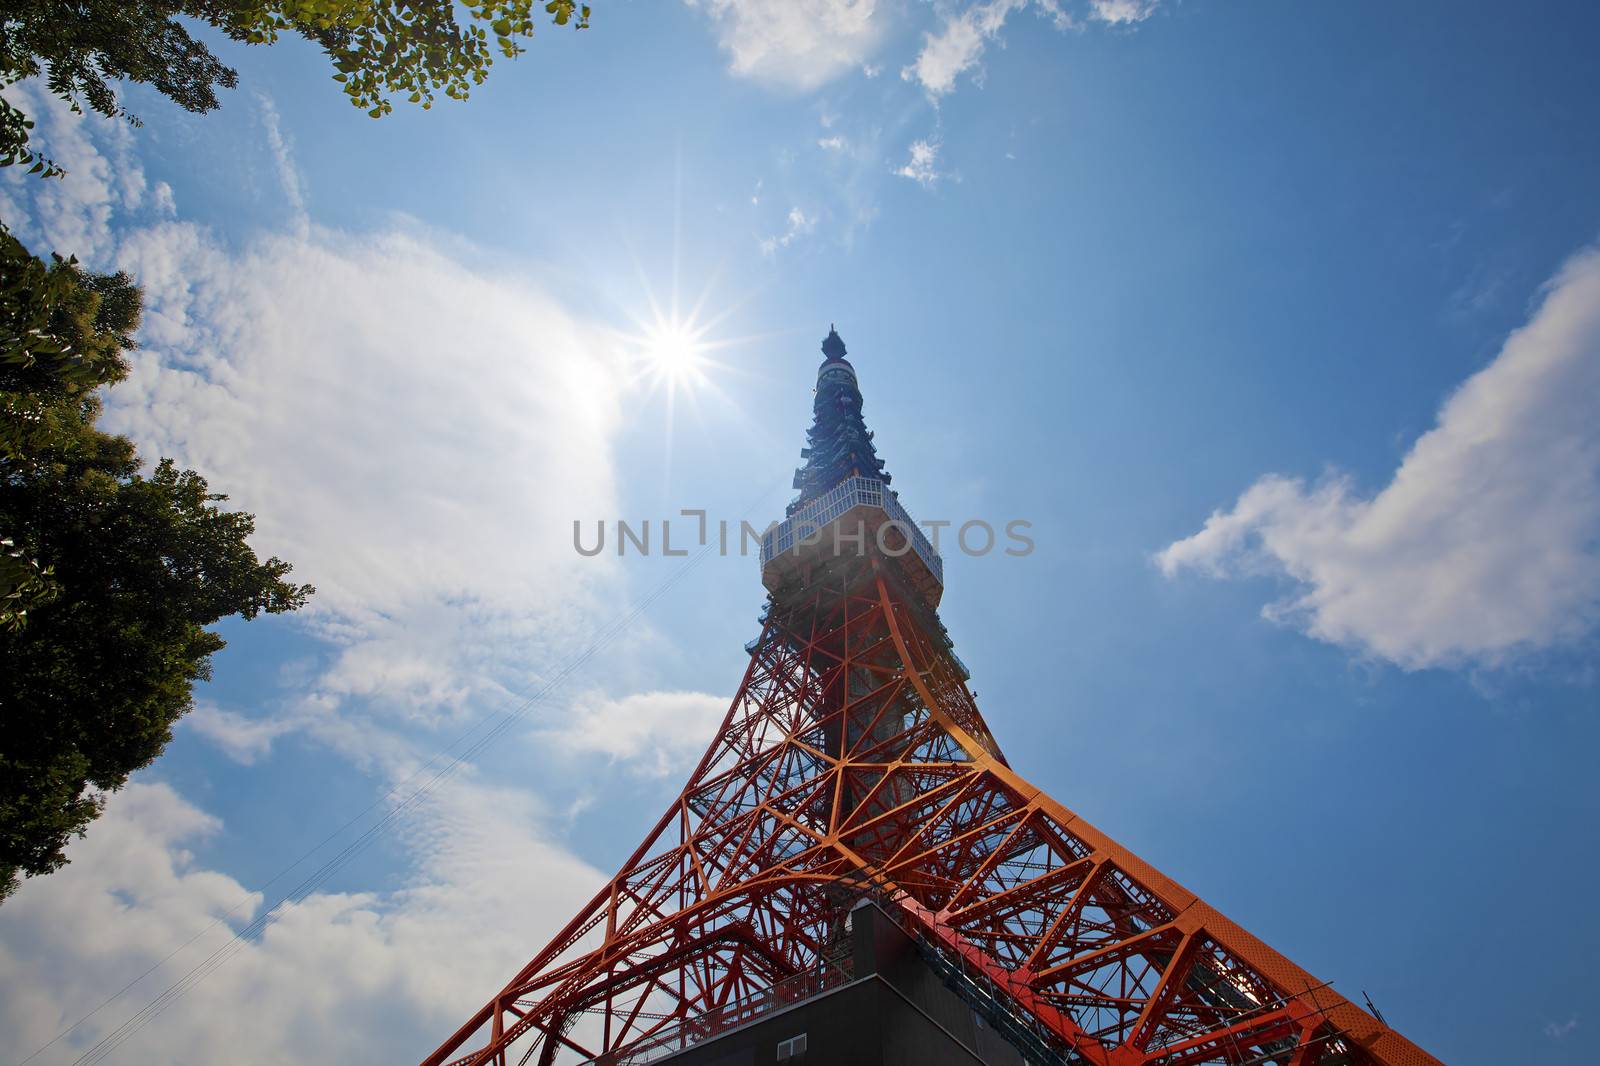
759,476,943,608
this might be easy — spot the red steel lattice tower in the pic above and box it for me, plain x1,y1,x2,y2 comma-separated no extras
422,329,1442,1066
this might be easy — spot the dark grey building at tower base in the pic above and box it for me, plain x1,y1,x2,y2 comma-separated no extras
650,902,1048,1066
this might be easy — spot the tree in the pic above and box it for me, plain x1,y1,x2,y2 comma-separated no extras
1,0,591,175
0,225,313,899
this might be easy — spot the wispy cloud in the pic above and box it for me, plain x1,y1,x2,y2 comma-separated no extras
1545,1017,1579,1039
257,93,306,226
540,689,729,777
900,0,1080,99
902,0,1025,98
895,139,945,187
1157,248,1600,671
185,703,301,765
1087,0,1159,25
759,204,817,254
687,0,886,91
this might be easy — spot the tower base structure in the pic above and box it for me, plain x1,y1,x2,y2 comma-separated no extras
625,900,1057,1066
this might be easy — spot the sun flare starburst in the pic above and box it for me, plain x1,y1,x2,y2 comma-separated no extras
637,316,711,387
611,261,771,482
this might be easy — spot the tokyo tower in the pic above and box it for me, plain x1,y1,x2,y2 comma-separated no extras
422,329,1441,1066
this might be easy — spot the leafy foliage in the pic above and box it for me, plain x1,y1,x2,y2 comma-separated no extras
0,0,592,174
0,225,313,900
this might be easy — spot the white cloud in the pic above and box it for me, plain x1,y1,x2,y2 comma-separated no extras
897,0,1144,98
541,689,729,777
0,780,604,1065
688,0,886,91
106,220,620,616
895,139,945,187
1033,0,1077,30
150,180,177,217
185,702,300,765
759,205,817,255
257,94,306,223
817,135,846,151
5,92,626,707
1545,1017,1579,1039
98,216,625,718
1157,248,1600,671
0,80,152,264
1088,0,1159,25
902,0,1024,97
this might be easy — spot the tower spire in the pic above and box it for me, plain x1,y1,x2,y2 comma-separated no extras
821,324,846,362
791,326,889,515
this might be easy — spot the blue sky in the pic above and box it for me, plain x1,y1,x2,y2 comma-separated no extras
2,1,1599,1063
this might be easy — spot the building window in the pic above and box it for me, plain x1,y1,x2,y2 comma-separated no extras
776,1033,808,1060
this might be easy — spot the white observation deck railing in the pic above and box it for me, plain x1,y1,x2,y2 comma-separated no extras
759,476,944,587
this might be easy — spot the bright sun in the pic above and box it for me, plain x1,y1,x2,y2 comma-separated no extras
614,278,747,445
641,319,709,384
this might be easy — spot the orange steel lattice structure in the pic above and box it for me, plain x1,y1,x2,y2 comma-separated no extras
422,331,1441,1066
